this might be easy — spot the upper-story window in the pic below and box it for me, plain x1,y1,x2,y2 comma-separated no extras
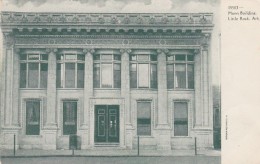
93,54,121,88
56,53,85,88
20,53,48,88
130,54,157,89
166,54,194,89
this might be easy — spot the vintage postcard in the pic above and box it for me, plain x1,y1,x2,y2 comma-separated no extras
0,0,258,164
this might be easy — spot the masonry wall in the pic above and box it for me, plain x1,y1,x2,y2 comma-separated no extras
0,44,213,151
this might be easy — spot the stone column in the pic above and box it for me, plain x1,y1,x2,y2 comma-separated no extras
12,48,20,126
156,49,171,150
120,49,133,149
83,48,95,128
201,44,210,127
156,49,169,127
120,49,131,125
82,48,94,148
42,48,58,150
3,36,14,127
194,34,213,149
45,48,58,128
194,49,203,127
1,32,20,149
2,34,19,127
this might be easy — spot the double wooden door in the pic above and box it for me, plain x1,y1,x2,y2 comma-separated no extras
94,105,119,143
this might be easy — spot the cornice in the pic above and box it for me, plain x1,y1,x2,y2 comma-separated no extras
1,12,214,33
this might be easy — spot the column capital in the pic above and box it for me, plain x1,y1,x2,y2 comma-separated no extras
3,32,14,47
46,48,58,53
83,48,95,54
202,44,209,51
157,49,169,54
201,33,211,46
120,49,131,54
14,48,20,54
194,49,200,55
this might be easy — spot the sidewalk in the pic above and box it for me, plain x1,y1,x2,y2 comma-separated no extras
0,149,221,158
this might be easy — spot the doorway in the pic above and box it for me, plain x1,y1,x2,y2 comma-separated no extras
94,105,119,143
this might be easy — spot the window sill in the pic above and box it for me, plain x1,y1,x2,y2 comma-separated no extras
57,88,84,90
94,88,121,90
131,88,158,91
20,88,47,90
171,136,193,138
134,135,154,138
167,89,195,91
24,135,42,137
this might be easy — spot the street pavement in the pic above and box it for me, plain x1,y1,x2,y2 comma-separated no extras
1,156,221,164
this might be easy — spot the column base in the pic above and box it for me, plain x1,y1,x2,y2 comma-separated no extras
156,130,171,150
1,129,20,150
42,130,57,150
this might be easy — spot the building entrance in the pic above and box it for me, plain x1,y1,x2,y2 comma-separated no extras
94,105,119,143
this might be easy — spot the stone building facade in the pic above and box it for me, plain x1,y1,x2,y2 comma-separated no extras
0,12,214,151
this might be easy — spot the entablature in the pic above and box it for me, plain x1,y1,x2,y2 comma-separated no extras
1,12,214,33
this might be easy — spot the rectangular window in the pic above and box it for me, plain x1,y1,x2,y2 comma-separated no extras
187,65,194,89
150,64,157,88
40,63,48,88
138,54,149,61
138,64,149,88
63,101,77,135
113,64,121,88
93,54,121,88
174,102,188,136
28,54,40,60
56,63,63,88
130,54,157,89
175,64,186,88
167,54,194,89
93,64,100,88
130,64,137,88
137,102,151,136
57,54,85,88
28,63,39,88
20,63,27,88
166,64,174,89
101,64,113,88
65,63,75,88
77,63,85,88
26,100,40,135
20,53,48,88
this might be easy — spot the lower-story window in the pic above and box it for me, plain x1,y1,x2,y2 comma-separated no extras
174,102,188,136
26,100,40,135
137,101,151,136
63,101,77,135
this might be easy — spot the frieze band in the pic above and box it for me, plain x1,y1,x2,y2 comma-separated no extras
1,12,213,25
13,38,206,46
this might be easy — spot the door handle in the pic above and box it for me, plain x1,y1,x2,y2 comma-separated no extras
110,121,113,128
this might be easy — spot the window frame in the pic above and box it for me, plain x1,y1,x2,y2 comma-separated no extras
20,52,48,89
172,100,190,137
136,100,152,136
130,54,158,89
166,53,195,90
93,53,121,89
24,99,42,136
56,52,85,88
62,100,78,135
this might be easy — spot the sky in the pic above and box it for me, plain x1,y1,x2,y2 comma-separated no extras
0,0,220,85
1,0,219,13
